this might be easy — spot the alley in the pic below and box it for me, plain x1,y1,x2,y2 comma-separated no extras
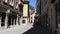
23,25,51,34
0,0,60,34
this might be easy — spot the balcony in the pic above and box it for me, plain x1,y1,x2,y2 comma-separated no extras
9,0,14,6
19,3,23,13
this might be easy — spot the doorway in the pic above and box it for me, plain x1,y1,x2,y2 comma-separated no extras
1,13,5,27
56,1,60,28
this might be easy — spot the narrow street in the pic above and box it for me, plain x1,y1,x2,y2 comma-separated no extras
0,0,60,34
23,25,51,34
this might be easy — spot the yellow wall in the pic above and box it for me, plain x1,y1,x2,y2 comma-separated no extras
23,4,28,17
23,3,29,24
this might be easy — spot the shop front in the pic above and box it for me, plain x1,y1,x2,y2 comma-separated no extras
0,5,21,29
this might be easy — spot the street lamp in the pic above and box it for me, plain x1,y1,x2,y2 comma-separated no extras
6,9,11,14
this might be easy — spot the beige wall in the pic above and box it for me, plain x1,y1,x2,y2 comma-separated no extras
23,4,28,17
23,2,29,24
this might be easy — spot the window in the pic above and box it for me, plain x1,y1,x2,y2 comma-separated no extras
9,0,11,3
19,4,23,12
16,2,18,8
18,0,21,4
4,0,8,3
9,0,14,6
11,0,13,2
22,20,25,24
9,0,13,2
31,20,32,23
31,17,32,19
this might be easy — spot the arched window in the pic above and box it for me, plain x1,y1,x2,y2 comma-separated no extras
16,2,18,8
9,0,14,6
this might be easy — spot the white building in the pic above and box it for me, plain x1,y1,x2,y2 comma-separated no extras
29,9,36,23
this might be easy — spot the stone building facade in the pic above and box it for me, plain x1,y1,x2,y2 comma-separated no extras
29,9,36,23
36,0,60,34
0,0,29,29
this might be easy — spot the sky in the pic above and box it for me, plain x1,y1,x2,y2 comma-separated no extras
29,0,36,8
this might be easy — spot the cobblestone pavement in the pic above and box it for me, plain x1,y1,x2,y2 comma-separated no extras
0,23,33,34
23,25,51,34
